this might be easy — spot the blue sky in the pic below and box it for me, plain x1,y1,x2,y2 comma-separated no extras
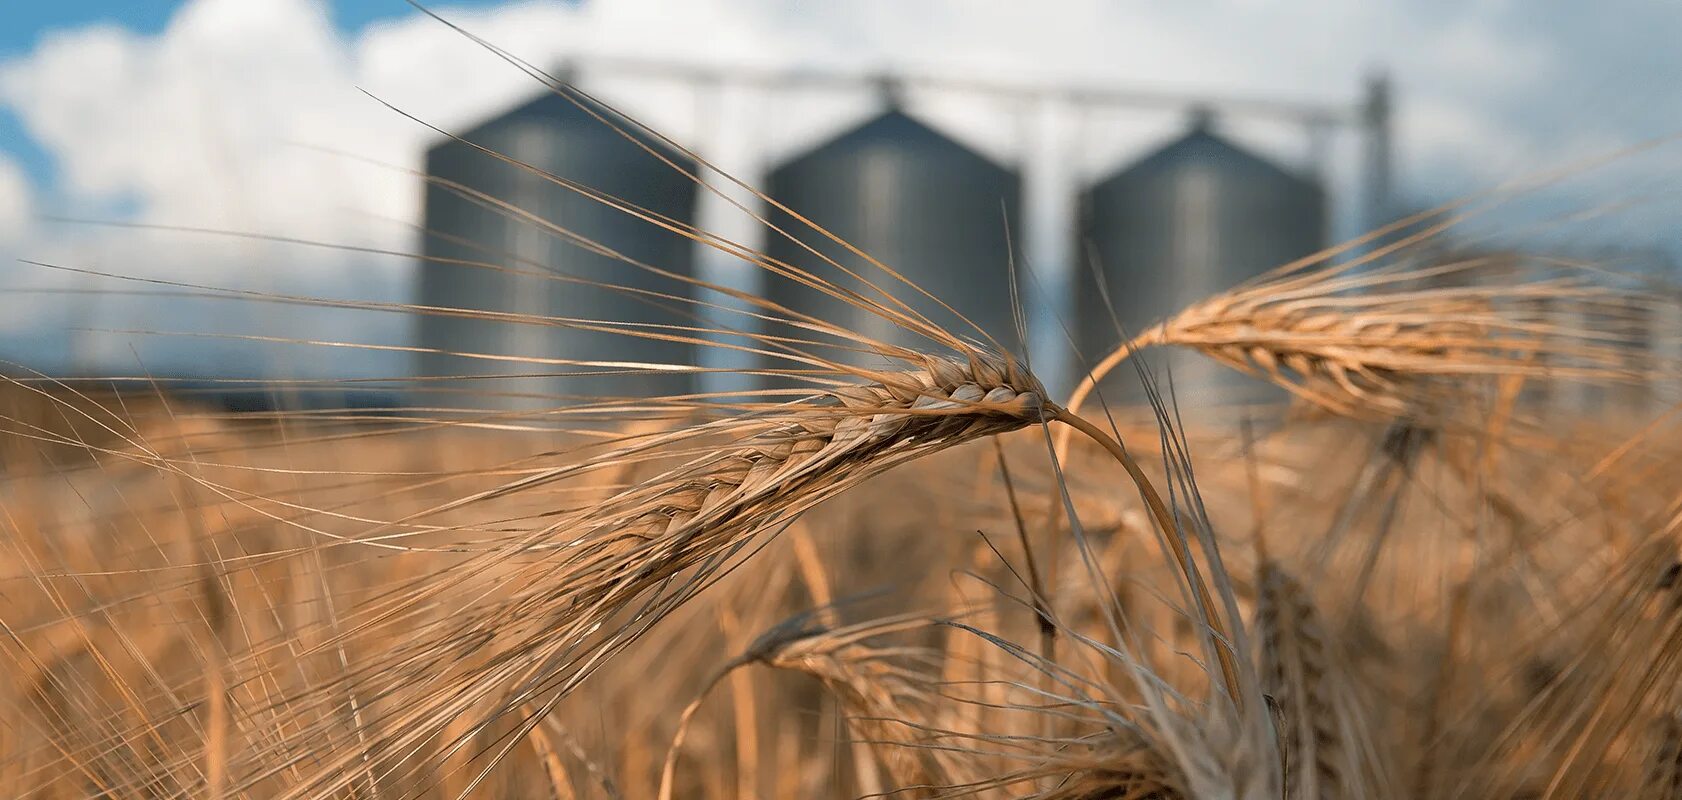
0,2,515,57
1,5,178,58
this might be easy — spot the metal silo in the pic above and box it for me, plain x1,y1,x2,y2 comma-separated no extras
416,91,699,410
1076,111,1326,409
760,107,1023,379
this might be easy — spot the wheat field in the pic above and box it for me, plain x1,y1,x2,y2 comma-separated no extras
6,42,1682,800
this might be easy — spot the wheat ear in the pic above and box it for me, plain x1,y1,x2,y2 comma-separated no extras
1256,560,1346,799
232,353,1045,796
1062,259,1657,440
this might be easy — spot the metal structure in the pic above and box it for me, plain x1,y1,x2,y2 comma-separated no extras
1075,108,1327,406
413,60,1390,408
580,59,1393,233
416,90,699,409
758,104,1022,378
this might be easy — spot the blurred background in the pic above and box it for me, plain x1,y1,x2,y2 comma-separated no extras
2,0,1680,411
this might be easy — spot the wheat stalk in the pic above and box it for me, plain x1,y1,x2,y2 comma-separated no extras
1255,559,1350,800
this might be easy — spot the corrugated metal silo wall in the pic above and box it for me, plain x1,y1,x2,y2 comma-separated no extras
1076,128,1326,410
416,93,699,410
760,111,1023,384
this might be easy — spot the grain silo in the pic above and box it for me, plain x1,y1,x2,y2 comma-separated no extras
1076,109,1326,408
416,91,699,410
760,105,1023,379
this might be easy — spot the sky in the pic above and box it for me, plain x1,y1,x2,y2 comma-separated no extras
2,0,1680,380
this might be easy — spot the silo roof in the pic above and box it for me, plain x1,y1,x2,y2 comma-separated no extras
774,109,1013,174
1095,124,1317,190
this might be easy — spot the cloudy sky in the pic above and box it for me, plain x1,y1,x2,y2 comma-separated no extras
1,0,1679,379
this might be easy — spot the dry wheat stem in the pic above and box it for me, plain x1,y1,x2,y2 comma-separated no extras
1049,407,1244,705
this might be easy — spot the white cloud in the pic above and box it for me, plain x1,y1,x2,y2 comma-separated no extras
0,0,1675,376
0,155,28,245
